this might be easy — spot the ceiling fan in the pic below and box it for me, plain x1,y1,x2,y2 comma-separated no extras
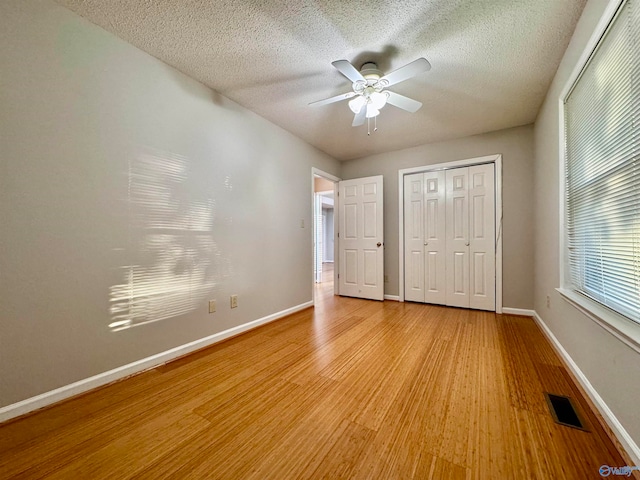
310,58,431,132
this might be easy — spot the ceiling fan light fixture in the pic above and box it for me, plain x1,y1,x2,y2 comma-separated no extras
348,95,366,114
366,104,380,118
370,91,389,110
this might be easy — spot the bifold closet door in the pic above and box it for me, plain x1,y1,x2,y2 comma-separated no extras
405,163,495,311
444,164,495,310
445,168,470,308
403,171,446,303
404,174,425,302
467,163,495,310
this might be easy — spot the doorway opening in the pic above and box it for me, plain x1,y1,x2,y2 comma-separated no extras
312,168,340,303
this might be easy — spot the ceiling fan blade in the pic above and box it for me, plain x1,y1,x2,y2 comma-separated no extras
332,60,366,83
352,105,367,127
386,91,423,113
309,91,357,107
380,58,431,87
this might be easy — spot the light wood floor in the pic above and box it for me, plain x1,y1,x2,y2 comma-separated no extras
0,281,628,479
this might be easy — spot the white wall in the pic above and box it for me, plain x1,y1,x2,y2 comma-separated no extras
324,207,334,263
534,0,640,456
341,125,534,309
0,0,339,408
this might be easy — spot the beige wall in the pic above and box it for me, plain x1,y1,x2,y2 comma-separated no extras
341,125,534,309
0,0,339,408
533,0,640,452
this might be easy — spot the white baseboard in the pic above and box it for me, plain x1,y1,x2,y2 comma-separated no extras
502,307,536,316
532,311,640,466
0,301,313,424
384,295,400,301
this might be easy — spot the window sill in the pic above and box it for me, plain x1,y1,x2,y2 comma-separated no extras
556,288,640,354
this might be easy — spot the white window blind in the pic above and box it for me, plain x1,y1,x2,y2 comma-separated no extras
564,0,640,324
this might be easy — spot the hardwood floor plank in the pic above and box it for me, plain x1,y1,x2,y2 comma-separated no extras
0,368,164,452
242,381,371,480
347,309,439,431
0,282,630,479
427,456,469,480
45,411,210,480
281,311,384,386
132,378,311,480
349,339,456,478
304,419,375,480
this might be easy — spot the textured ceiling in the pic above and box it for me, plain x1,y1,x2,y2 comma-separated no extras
55,0,586,161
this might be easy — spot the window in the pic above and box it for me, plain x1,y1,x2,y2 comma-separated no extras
563,0,639,325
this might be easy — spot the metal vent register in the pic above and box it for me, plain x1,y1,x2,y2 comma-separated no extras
544,393,588,431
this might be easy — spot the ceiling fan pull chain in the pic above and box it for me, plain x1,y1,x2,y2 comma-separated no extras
374,115,377,132
367,116,371,136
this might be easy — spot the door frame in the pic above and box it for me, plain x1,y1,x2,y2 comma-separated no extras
397,154,503,312
312,168,340,301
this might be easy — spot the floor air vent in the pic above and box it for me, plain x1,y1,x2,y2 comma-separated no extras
544,393,588,431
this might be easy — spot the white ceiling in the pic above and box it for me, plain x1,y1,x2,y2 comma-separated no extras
55,0,586,161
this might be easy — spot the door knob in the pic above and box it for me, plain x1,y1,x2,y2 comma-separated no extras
377,242,382,247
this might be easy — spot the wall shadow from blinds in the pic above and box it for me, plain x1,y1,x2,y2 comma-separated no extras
108,148,228,331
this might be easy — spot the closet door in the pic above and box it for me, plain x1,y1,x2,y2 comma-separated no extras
403,173,425,302
469,163,495,310
403,163,496,311
423,170,446,304
445,168,470,308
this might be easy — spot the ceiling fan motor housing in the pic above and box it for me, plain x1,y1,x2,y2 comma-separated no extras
353,62,387,94
360,62,383,81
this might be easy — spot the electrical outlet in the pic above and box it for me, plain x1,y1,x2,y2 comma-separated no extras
546,295,551,308
384,275,389,283
230,295,238,309
208,300,216,313
300,219,305,228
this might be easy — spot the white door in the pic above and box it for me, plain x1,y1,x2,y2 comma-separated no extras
404,173,425,302
445,168,470,308
468,163,495,310
404,171,446,303
424,171,447,304
339,175,384,300
405,163,496,311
